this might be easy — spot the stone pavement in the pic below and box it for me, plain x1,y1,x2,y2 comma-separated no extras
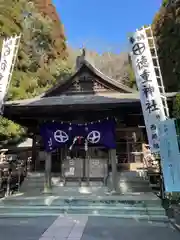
81,217,180,240
40,215,88,240
0,216,57,240
0,215,180,240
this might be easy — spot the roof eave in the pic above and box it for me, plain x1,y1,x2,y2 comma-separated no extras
4,92,177,108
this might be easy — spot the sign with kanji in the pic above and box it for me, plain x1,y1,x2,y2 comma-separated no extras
129,27,166,153
159,119,180,192
0,35,20,113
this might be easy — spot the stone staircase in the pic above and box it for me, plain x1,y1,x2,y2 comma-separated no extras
20,172,46,194
107,171,152,193
0,193,168,221
0,171,168,221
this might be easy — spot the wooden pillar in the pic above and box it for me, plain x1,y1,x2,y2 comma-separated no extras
126,133,130,163
60,148,63,178
31,134,37,171
109,149,117,191
44,152,52,192
85,151,90,186
140,129,144,163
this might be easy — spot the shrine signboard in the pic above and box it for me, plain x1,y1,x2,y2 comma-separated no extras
159,119,180,192
88,158,108,179
62,157,83,178
129,27,166,153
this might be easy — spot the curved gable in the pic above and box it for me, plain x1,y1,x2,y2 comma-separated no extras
42,60,136,98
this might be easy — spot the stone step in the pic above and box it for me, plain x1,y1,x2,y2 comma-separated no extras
21,179,105,188
109,171,147,179
25,178,149,184
107,172,152,194
117,188,152,193
117,177,149,181
0,196,162,207
22,181,105,187
21,187,44,191
0,205,165,210
22,178,44,183
118,178,149,183
0,212,168,221
117,184,151,188
0,205,168,221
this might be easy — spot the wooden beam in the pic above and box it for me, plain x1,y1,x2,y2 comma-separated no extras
31,134,37,171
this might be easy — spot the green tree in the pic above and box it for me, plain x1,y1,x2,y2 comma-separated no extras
173,93,180,118
152,2,180,92
162,0,169,7
0,0,72,143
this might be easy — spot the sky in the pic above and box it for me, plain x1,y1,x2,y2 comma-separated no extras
53,0,162,53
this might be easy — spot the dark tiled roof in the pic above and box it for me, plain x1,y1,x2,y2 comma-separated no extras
5,92,177,107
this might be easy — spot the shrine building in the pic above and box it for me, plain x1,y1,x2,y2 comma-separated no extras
3,50,176,191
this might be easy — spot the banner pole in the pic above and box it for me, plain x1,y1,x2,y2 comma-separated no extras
156,153,165,199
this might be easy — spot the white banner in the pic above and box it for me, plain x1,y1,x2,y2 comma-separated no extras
0,35,20,112
159,119,180,192
129,27,166,153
